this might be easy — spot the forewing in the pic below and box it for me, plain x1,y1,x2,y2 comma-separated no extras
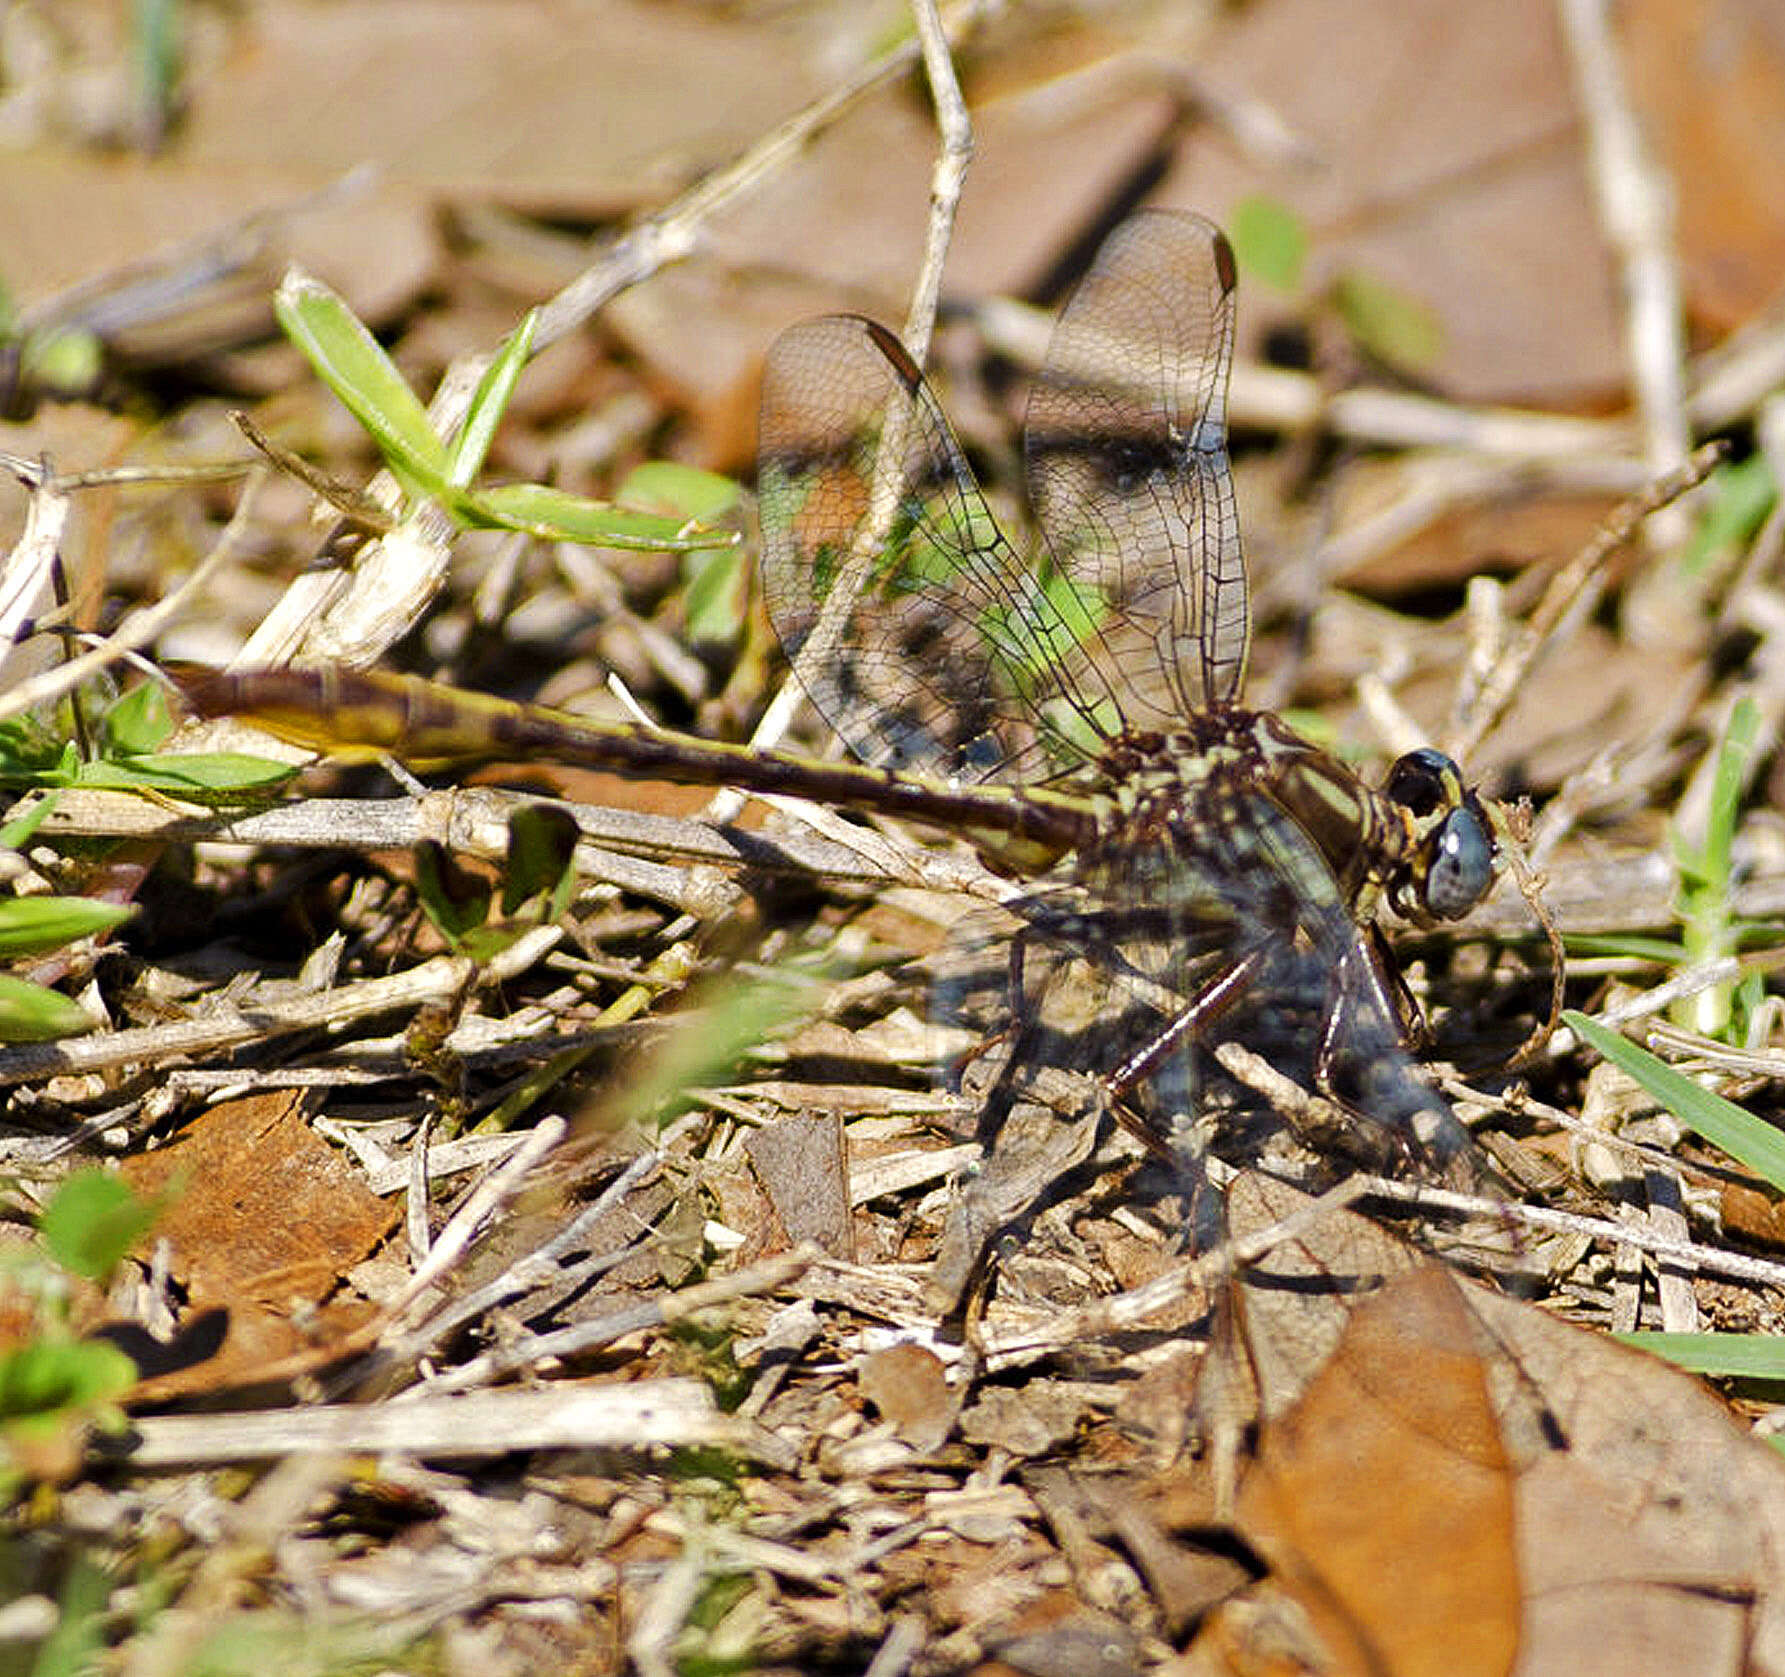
759,316,1115,782
1025,210,1246,718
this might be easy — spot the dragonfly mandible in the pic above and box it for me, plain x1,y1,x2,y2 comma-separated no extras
187,210,1497,1166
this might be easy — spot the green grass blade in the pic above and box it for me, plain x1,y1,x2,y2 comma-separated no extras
450,310,537,489
1617,1331,1785,1380
1566,1009,1785,1191
0,973,95,1041
274,269,448,496
0,897,131,957
0,793,57,850
99,681,175,755
617,461,741,523
467,482,739,551
69,752,298,799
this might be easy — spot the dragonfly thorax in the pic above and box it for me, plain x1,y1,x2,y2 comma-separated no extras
1086,714,1492,933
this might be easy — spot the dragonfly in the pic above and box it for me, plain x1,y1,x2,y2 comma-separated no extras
185,209,1497,1171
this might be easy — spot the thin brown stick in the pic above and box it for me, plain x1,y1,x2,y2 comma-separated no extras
1448,439,1726,762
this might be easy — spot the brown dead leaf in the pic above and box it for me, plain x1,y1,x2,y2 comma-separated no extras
1220,1171,1422,1422
1625,0,1785,333
118,1088,396,1399
1236,1268,1521,1677
1188,1177,1785,1677
1464,1282,1785,1675
1720,1181,1785,1252
179,0,835,219
1167,0,1626,405
745,1110,855,1260
617,66,1180,467
0,154,436,354
858,1341,955,1452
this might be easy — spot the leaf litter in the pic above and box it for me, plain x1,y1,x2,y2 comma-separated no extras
5,3,1785,1674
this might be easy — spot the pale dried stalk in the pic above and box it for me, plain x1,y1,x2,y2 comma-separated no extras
0,924,560,1089
0,469,267,726
112,1378,790,1468
1557,0,1692,549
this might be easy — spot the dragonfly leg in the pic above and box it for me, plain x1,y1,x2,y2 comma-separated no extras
1370,921,1429,1050
1105,946,1271,1100
1314,933,1421,1090
1313,936,1467,1165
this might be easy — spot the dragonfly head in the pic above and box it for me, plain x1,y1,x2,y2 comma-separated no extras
1383,747,1496,922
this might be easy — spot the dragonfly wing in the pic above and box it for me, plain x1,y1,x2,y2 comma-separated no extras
1025,210,1247,720
759,316,1115,783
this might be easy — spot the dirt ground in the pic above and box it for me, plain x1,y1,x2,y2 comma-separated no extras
4,2,1785,1673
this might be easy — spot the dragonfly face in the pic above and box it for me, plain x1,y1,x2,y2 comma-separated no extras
1383,746,1497,924
757,209,1497,1157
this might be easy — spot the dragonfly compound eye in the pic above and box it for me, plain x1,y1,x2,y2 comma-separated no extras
1421,802,1496,920
1385,746,1464,818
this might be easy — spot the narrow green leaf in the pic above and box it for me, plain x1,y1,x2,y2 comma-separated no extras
1673,695,1761,1038
21,328,103,395
1561,932,1688,963
1685,454,1776,573
29,1554,113,1677
1334,269,1444,375
38,1168,159,1283
500,804,580,920
71,752,298,798
1228,196,1308,292
0,717,66,782
1566,1010,1785,1191
0,974,95,1041
622,972,809,1131
0,896,131,957
414,840,492,945
0,1337,136,1421
684,546,749,644
1676,696,1758,902
466,481,739,551
618,460,742,523
450,310,538,490
445,925,532,963
99,681,175,756
274,270,448,494
0,793,56,850
1617,1330,1785,1380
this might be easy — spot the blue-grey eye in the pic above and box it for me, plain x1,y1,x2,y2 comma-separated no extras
1424,803,1495,919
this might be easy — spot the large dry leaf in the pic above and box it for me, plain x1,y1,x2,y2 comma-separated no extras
616,69,1181,465
1237,1268,1522,1677
1625,0,1785,332
0,154,436,346
119,1088,396,1398
1166,0,1626,405
1195,1181,1785,1677
178,0,837,217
